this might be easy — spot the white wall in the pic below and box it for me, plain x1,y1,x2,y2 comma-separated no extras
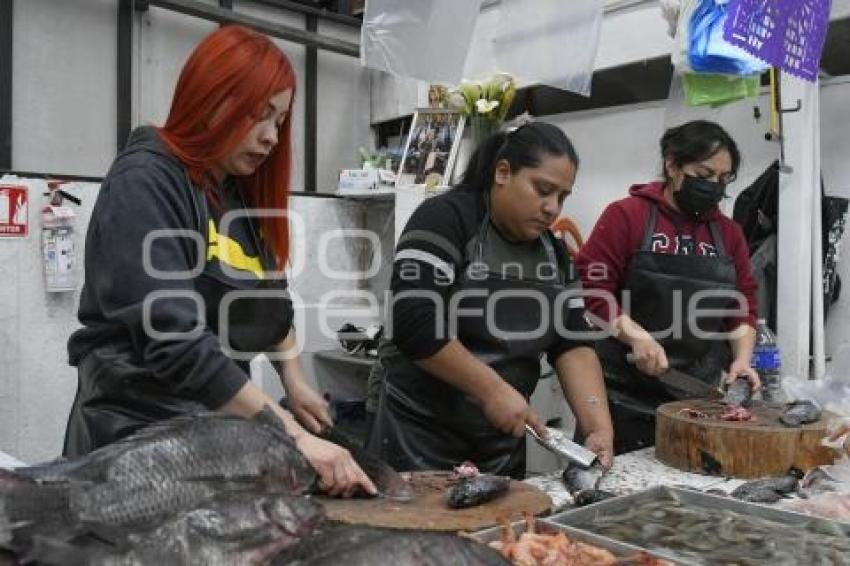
11,0,371,191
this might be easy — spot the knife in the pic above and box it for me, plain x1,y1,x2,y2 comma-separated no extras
525,425,598,469
626,353,722,399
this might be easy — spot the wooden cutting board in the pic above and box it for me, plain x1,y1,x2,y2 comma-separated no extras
656,400,836,479
315,471,552,531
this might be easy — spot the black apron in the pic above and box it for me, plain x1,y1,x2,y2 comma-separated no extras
367,209,577,479
596,203,738,453
63,182,292,457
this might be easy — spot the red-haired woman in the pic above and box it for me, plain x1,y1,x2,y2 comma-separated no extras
63,25,375,497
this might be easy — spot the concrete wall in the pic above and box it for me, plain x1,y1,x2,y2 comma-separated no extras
11,0,371,191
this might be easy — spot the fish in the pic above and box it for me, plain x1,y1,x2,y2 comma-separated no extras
446,474,510,509
722,377,753,407
780,400,822,427
730,470,802,503
22,492,323,566
321,427,412,502
271,526,510,566
1,408,317,553
562,463,615,507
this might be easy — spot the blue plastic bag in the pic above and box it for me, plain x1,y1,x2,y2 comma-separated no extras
689,0,770,76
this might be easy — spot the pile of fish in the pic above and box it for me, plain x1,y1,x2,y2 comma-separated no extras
568,493,850,564
0,408,321,564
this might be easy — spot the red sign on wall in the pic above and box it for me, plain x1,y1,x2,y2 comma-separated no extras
0,185,28,237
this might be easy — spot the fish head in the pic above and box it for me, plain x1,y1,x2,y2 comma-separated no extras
264,496,324,538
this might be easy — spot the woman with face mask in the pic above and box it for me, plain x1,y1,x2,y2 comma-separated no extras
63,25,374,498
575,120,760,454
367,122,615,478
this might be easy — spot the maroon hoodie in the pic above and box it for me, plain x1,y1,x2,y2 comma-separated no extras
575,181,757,331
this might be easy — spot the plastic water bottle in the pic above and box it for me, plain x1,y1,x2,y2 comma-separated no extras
752,319,782,402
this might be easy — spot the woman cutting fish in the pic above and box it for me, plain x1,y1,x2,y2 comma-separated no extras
575,120,761,454
367,123,615,479
63,25,375,498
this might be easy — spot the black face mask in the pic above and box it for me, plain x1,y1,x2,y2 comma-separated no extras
673,174,725,219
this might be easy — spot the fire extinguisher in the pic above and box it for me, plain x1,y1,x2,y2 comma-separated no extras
41,181,81,293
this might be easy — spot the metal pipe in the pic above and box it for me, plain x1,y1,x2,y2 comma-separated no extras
305,15,318,192
0,0,12,169
146,0,360,57
481,0,658,14
117,0,133,151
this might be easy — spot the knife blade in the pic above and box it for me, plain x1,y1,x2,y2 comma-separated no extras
658,367,722,398
625,353,721,399
525,425,598,469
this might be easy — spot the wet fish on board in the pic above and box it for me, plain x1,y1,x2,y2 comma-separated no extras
780,400,822,427
446,474,510,509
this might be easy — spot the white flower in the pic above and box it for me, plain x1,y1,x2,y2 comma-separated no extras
475,99,500,114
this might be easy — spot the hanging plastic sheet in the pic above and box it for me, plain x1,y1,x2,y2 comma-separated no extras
682,72,760,106
491,0,604,96
360,0,482,84
724,0,832,82
689,0,771,75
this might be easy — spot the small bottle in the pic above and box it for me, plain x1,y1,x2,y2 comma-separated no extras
751,319,782,402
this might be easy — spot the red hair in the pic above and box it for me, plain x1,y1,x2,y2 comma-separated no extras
158,25,296,269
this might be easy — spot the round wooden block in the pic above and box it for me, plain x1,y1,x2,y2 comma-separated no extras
656,400,836,479
315,471,552,531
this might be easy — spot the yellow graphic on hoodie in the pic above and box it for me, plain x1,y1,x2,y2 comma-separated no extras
207,219,264,279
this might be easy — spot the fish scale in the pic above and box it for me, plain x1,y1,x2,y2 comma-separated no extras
2,409,318,556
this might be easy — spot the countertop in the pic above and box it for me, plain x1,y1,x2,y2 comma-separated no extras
525,447,748,512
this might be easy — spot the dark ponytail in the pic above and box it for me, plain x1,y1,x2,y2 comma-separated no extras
460,122,579,191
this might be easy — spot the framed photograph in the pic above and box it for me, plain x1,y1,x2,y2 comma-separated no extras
396,108,465,188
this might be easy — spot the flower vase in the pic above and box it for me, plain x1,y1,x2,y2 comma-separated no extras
469,115,501,147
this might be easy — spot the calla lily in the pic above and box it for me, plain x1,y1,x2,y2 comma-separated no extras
475,99,500,114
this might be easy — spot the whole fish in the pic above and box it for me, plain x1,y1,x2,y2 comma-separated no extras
731,470,801,503
446,474,510,509
1,408,317,552
722,377,753,407
272,526,510,566
562,463,615,507
24,492,323,566
780,400,822,427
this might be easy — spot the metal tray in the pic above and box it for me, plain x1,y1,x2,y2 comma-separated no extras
474,519,680,563
547,486,850,565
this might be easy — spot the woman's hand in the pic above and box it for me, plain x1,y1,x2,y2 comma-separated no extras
724,358,762,391
481,382,545,439
286,378,332,434
294,433,377,498
584,429,615,469
630,337,669,377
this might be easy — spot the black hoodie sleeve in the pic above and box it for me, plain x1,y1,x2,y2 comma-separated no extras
80,164,248,408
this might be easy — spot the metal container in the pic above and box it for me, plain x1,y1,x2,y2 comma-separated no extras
547,486,850,565
473,519,681,563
